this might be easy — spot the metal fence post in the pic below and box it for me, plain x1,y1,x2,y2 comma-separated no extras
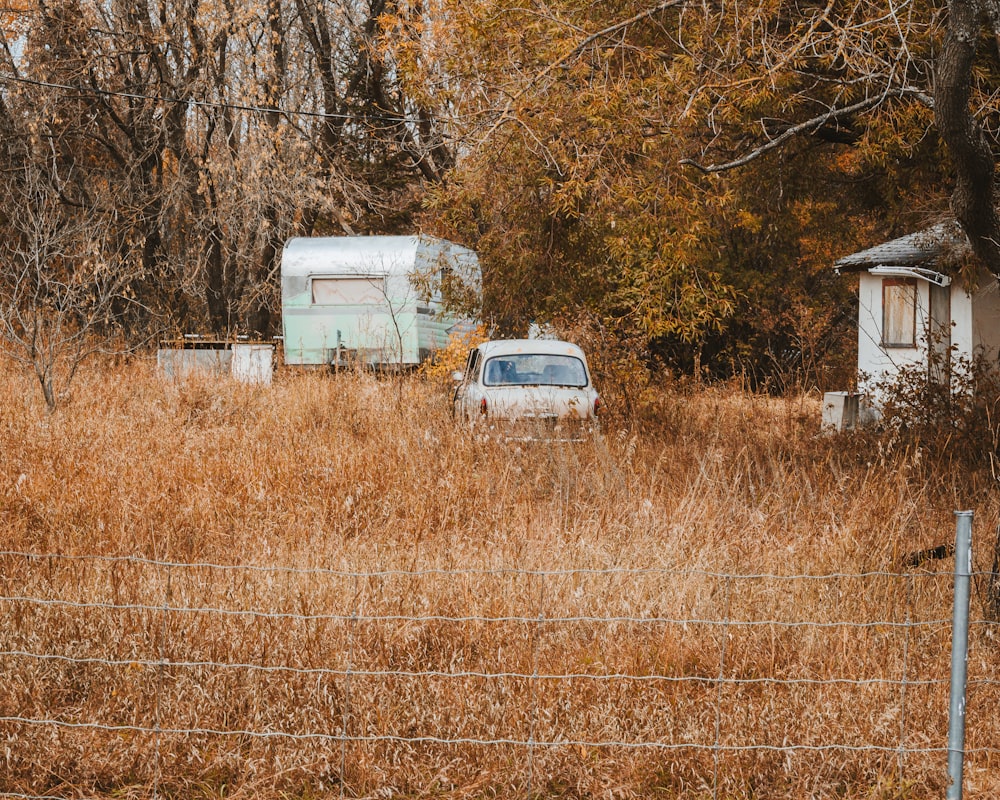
947,511,973,800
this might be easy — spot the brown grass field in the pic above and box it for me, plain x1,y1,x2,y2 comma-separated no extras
2,356,1000,799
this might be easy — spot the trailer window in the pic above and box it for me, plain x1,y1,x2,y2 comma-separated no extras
312,277,386,305
882,278,917,348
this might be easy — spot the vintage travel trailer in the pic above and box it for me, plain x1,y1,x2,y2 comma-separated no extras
280,235,479,368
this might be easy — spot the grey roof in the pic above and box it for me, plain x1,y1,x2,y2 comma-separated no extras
833,222,969,272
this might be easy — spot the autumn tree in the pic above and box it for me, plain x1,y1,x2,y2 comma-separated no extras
669,0,1000,273
408,1,886,385
0,138,133,408
420,2,733,335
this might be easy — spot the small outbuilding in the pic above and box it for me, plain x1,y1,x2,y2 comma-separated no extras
834,221,1000,402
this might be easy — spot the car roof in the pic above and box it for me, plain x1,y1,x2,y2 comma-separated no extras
476,339,587,359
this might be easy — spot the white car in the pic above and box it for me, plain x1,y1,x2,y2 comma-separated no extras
452,339,602,439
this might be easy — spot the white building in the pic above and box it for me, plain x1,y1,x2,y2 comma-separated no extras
834,222,1000,404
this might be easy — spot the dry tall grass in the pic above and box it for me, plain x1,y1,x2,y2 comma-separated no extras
2,356,999,799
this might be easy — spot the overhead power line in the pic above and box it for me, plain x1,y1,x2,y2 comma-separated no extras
0,72,421,127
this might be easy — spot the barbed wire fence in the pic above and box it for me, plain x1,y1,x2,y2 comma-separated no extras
0,517,997,799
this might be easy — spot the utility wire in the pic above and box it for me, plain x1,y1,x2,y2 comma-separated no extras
0,71,492,150
0,72,427,127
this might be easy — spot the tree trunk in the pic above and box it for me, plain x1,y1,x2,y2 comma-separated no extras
935,0,1000,275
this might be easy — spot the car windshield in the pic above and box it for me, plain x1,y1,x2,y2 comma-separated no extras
483,354,588,387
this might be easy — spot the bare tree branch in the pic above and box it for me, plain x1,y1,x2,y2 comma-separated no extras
680,87,930,174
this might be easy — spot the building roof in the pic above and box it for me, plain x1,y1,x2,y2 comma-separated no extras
833,222,970,273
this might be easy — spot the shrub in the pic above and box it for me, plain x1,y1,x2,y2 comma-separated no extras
875,347,1000,467
419,323,490,382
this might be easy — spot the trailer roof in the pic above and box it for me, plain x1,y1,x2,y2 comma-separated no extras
281,235,476,278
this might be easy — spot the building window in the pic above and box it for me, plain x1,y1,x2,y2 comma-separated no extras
882,278,917,348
